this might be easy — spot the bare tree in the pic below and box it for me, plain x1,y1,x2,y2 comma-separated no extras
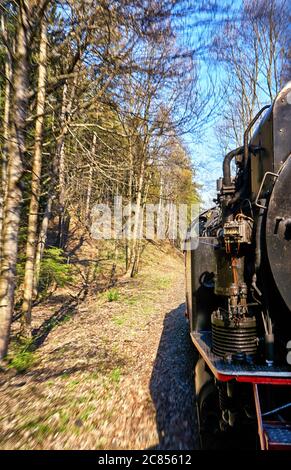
0,0,49,359
21,18,47,333
0,1,31,358
214,0,289,149
0,14,12,264
0,0,209,356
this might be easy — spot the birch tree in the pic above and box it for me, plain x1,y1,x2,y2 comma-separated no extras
0,14,12,264
21,18,47,333
0,1,31,358
0,0,49,359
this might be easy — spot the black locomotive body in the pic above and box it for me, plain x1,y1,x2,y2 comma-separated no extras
185,82,291,450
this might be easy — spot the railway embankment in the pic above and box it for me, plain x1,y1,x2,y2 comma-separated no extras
0,242,198,449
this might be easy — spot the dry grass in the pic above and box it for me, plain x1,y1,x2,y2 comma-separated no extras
0,242,191,450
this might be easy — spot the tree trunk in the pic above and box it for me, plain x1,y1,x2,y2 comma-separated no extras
125,140,133,271
33,78,76,293
0,16,12,265
58,138,67,248
131,163,151,277
33,195,53,298
57,78,77,248
0,3,30,359
85,133,97,220
128,157,145,277
21,19,47,333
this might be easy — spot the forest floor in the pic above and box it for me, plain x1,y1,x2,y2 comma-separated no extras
0,242,198,450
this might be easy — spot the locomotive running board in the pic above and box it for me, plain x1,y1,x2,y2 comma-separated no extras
253,384,291,450
191,331,291,384
192,331,291,450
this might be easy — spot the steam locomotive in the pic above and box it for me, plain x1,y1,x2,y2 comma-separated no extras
185,82,291,449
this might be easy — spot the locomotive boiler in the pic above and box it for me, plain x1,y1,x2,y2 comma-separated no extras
185,82,291,450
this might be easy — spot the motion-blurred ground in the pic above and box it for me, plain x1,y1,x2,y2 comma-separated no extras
0,243,198,450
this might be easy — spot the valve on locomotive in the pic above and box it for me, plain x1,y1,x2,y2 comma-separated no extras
210,131,260,360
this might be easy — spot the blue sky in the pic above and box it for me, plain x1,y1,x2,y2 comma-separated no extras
190,137,222,208
180,0,243,208
186,66,227,209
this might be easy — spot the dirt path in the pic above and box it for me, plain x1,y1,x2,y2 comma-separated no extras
0,244,198,450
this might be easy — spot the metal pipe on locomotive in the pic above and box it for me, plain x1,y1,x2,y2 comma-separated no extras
185,82,291,450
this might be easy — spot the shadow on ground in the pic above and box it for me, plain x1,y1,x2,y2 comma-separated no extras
149,303,199,450
29,288,88,351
